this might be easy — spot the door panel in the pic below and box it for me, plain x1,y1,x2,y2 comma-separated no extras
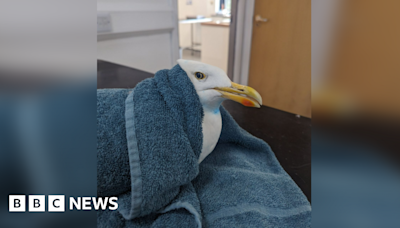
248,0,311,117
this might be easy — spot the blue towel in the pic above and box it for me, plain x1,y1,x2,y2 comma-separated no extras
193,107,311,227
97,89,132,197
97,64,311,227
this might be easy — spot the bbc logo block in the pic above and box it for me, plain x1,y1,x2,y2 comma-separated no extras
9,195,117,212
48,195,65,212
9,195,26,212
28,195,45,212
9,195,66,212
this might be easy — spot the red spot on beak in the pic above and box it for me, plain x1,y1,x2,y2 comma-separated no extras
242,99,253,107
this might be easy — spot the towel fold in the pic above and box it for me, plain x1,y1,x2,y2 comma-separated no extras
193,108,311,227
97,89,132,197
97,64,311,228
98,65,204,227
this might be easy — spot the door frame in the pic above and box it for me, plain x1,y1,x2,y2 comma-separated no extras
227,0,255,85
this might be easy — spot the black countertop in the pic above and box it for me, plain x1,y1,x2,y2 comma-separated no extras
98,60,311,202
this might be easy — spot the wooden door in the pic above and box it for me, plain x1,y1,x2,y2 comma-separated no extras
248,0,311,117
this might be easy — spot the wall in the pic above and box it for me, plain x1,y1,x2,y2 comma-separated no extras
311,0,340,88
201,24,230,72
97,0,179,73
177,0,215,48
0,0,96,76
177,0,214,19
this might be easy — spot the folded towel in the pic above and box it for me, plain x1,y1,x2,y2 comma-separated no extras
193,107,311,227
98,64,203,227
97,64,311,227
97,89,132,197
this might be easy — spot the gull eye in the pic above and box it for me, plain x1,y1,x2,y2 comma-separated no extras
195,72,206,80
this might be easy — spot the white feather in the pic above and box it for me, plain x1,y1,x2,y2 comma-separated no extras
177,59,231,163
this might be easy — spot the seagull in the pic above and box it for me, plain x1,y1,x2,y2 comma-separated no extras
177,59,262,163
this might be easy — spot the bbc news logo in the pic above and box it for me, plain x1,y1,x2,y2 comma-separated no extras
9,195,118,212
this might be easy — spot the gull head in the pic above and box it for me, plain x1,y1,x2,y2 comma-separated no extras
177,59,262,112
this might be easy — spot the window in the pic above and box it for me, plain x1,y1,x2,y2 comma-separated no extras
215,0,231,15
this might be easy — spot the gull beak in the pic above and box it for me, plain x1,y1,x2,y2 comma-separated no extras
214,82,262,108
